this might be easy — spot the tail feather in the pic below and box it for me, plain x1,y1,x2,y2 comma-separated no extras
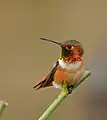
33,79,52,90
33,80,45,90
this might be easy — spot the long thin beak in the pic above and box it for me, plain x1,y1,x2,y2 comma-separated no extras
40,37,62,47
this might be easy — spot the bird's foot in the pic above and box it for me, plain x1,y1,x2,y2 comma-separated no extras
67,85,74,94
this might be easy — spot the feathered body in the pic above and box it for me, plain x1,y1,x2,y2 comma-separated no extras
53,59,85,88
33,38,85,92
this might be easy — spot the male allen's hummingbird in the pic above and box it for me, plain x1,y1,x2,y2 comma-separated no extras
33,38,85,93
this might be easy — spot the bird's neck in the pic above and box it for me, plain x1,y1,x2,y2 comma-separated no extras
59,55,83,71
60,55,83,63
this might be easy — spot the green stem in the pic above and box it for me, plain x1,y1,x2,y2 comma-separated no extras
0,100,8,116
38,70,91,120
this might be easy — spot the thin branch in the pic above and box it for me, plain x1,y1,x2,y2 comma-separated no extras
0,100,8,116
38,70,91,120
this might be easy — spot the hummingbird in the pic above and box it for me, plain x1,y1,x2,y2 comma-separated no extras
33,37,85,94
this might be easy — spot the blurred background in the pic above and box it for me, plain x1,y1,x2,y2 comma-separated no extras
0,0,107,120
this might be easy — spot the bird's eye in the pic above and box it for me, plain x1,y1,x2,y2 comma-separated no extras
67,45,71,49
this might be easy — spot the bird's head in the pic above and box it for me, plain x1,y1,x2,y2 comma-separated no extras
40,37,84,63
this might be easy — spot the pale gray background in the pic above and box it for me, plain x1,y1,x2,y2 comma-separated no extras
0,0,107,120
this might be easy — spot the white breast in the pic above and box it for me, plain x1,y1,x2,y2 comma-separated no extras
58,59,82,71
